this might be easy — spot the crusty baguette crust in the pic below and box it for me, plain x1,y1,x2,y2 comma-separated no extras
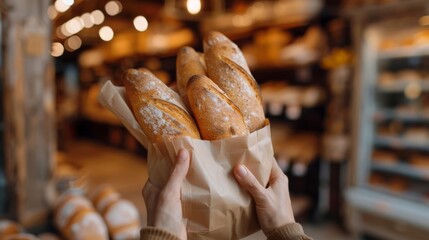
176,47,206,110
124,68,200,144
204,32,265,132
203,31,252,74
187,75,248,140
177,47,206,96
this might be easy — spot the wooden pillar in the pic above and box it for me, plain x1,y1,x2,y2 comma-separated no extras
3,0,55,227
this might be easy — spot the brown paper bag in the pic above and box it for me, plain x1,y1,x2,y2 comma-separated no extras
98,80,273,239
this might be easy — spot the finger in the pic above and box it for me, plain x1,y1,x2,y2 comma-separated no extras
142,180,160,226
142,180,159,200
163,149,190,194
269,159,289,187
270,159,285,181
233,165,266,202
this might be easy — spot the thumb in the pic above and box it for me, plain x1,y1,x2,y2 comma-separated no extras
234,165,266,203
164,149,190,194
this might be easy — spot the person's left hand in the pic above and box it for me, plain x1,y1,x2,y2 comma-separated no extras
142,149,190,240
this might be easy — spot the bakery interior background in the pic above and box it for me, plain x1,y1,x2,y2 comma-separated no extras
1,0,429,239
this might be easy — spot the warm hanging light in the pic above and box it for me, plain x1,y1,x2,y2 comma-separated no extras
56,27,67,39
92,10,105,25
65,35,82,51
61,0,74,6
133,16,148,32
60,25,71,37
51,42,64,57
54,0,70,12
186,0,201,15
47,5,58,19
99,26,114,41
81,13,94,28
65,17,84,36
105,1,122,16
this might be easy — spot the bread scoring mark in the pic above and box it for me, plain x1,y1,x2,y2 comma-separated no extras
139,105,180,136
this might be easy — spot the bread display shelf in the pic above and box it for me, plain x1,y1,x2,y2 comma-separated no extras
367,184,429,204
374,109,429,123
374,136,429,152
377,80,429,93
378,45,429,60
372,161,429,181
347,187,429,229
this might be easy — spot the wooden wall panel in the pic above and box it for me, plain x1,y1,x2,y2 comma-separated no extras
3,0,55,227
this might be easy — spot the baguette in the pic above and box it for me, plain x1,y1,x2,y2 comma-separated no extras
187,75,248,140
203,31,265,132
124,68,200,144
176,47,206,109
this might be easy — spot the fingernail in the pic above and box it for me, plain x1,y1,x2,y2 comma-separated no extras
236,165,247,178
178,149,188,162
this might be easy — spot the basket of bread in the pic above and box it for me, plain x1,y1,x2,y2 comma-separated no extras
98,31,274,240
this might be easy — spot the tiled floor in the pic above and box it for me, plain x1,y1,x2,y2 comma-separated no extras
65,139,353,240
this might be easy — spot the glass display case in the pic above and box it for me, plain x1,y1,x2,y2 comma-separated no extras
346,1,429,239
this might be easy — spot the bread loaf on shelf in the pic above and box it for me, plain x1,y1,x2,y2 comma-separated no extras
90,185,140,240
54,191,108,240
123,68,201,145
203,31,265,132
176,46,207,109
90,185,121,213
0,220,22,239
187,75,248,140
100,199,140,240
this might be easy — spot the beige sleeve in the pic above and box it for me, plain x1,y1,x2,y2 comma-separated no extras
140,227,182,240
267,223,313,240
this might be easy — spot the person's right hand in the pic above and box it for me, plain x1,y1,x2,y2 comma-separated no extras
233,159,295,236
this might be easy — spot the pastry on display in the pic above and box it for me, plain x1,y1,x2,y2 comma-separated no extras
372,150,398,164
378,71,396,86
281,26,326,66
413,29,429,46
397,70,422,81
301,86,325,107
0,220,22,239
90,185,140,240
409,154,429,169
90,185,121,213
369,173,385,187
260,82,324,116
378,39,397,50
387,177,409,193
403,127,429,143
54,190,108,240
100,199,141,240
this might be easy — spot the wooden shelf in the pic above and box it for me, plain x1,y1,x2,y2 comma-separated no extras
377,80,429,93
378,46,429,60
374,109,429,123
372,161,429,181
346,187,429,229
374,136,429,152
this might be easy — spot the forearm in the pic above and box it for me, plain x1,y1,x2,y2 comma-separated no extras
267,223,313,240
